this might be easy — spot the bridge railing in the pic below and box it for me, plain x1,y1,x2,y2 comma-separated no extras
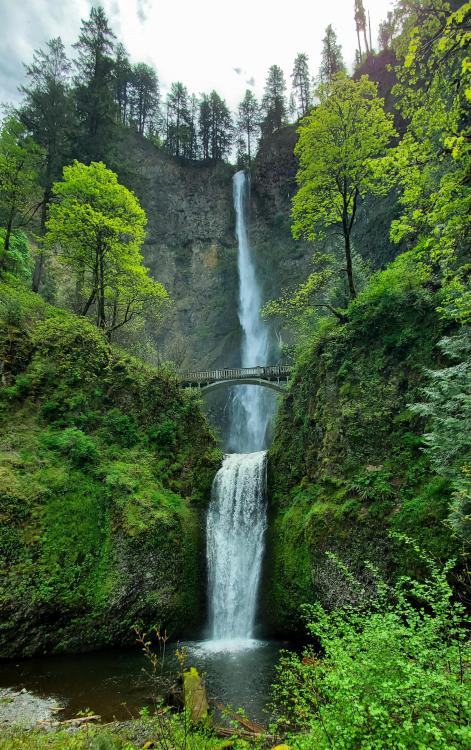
180,365,291,385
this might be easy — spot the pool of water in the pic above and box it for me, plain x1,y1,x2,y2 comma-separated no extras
0,639,291,723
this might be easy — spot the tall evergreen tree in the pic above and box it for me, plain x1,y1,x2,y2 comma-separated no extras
129,63,160,136
291,53,312,119
236,89,260,166
319,25,346,83
354,0,370,60
199,94,211,160
114,42,132,125
209,91,233,160
18,37,73,290
378,11,396,50
73,6,117,163
261,64,287,138
165,82,191,157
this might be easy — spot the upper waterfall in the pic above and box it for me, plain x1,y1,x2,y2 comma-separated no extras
229,171,277,452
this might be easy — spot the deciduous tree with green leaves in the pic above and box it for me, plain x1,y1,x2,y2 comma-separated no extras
0,117,43,271
292,73,396,300
46,160,167,337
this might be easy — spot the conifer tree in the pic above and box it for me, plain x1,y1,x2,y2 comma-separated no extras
114,42,132,125
19,37,73,290
165,82,191,157
129,63,160,136
291,53,312,118
318,25,346,83
261,65,287,138
73,6,117,163
354,0,369,60
236,89,260,165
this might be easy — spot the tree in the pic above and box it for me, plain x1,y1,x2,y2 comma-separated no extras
318,25,346,83
354,0,369,60
378,11,396,50
292,74,396,300
208,91,233,160
199,94,211,159
389,0,470,323
236,90,260,166
45,160,167,336
114,42,132,125
261,65,288,137
291,53,312,118
198,91,233,161
19,37,73,290
129,63,160,136
165,82,191,157
73,6,116,163
0,117,43,271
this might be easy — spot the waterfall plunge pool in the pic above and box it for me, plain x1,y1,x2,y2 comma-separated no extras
0,639,293,723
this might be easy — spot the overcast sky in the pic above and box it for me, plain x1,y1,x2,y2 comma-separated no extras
0,0,394,111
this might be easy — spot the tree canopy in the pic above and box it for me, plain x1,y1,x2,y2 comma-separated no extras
292,73,396,300
46,160,167,336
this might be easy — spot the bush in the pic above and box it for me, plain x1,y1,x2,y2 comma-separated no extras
272,538,470,749
40,427,99,466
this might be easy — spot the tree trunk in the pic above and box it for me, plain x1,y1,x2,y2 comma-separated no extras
98,244,106,329
344,231,357,300
1,207,16,271
32,182,51,292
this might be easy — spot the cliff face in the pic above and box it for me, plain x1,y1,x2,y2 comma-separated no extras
124,136,240,370
124,123,402,374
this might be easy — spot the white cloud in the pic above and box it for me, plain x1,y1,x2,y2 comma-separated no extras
0,0,395,110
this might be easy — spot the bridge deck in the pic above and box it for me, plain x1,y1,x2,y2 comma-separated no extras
180,365,291,388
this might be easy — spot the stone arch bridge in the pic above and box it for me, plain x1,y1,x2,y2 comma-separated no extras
179,365,291,394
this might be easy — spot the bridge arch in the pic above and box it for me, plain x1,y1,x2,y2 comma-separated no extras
179,365,291,394
200,377,286,394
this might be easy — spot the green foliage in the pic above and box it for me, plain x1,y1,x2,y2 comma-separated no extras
389,0,471,324
412,330,471,544
0,280,219,656
40,427,99,466
272,545,470,749
292,73,396,300
0,116,43,270
46,160,168,336
0,229,32,280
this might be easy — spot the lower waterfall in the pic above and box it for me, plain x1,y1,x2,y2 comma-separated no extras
207,451,267,641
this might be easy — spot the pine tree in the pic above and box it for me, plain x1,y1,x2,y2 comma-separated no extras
318,25,346,83
129,63,160,136
236,89,260,166
378,12,396,51
115,43,132,125
261,65,287,138
73,6,117,163
19,37,73,289
199,94,211,160
354,0,369,60
165,82,191,157
291,53,312,118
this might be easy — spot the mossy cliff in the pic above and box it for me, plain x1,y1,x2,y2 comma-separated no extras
0,282,220,657
264,255,459,635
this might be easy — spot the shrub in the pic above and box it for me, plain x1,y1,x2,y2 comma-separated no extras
272,538,470,749
40,427,99,466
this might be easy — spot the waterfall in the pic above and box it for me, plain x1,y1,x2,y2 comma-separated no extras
229,171,276,452
207,451,267,641
206,171,276,645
